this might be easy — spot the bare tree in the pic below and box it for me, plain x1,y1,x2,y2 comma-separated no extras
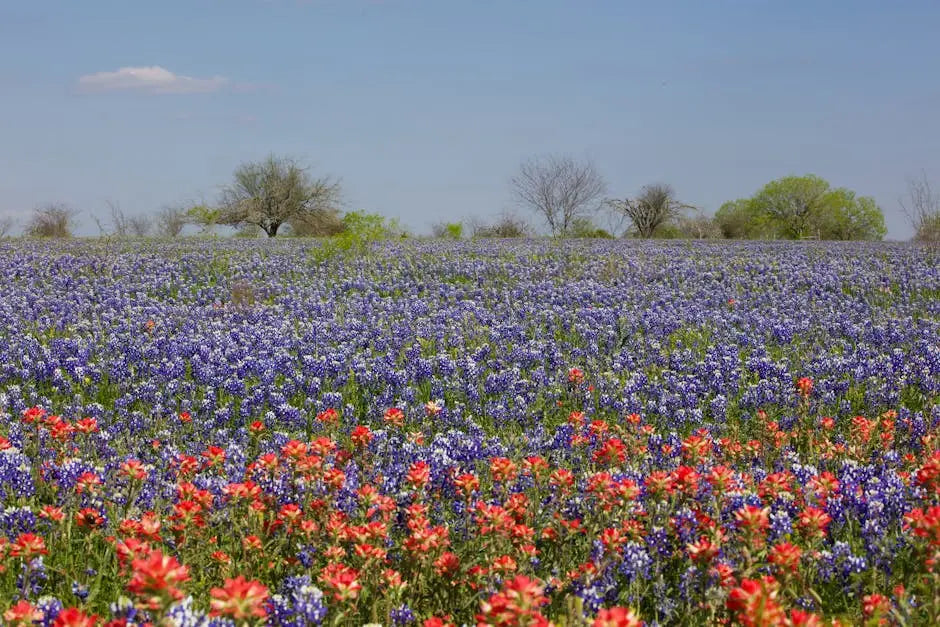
155,206,187,237
0,216,16,238
128,215,152,237
510,155,606,236
91,214,108,236
26,203,78,238
608,184,694,238
676,211,724,239
900,172,940,242
598,201,631,238
107,200,130,237
219,155,342,237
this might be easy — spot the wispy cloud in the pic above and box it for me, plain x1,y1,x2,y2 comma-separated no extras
77,66,228,94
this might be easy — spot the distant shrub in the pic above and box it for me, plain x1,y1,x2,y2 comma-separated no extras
27,203,77,238
432,222,464,239
650,222,682,239
155,206,187,237
915,213,940,243
286,209,345,237
566,217,613,239
311,211,404,262
472,214,528,238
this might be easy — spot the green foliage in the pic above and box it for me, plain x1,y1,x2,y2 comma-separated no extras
566,217,613,238
341,210,403,240
432,221,464,239
720,175,887,240
185,204,221,235
650,222,683,239
715,199,770,239
310,211,403,262
814,191,887,240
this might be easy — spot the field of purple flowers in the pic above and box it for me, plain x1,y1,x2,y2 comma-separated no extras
0,238,937,626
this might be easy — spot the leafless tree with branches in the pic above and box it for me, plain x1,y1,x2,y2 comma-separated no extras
900,172,940,242
510,155,606,236
676,210,724,239
128,215,152,237
155,206,188,237
608,184,695,238
598,202,631,238
106,200,130,237
27,203,78,238
219,155,342,237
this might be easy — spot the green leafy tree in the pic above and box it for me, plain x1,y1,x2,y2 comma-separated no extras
753,175,829,239
715,199,771,239
814,191,886,241
721,175,886,240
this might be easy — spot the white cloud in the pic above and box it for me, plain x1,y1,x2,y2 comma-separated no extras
77,66,228,94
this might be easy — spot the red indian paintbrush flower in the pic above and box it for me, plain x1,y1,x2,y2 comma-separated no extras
796,376,813,397
10,533,48,560
797,506,832,540
477,575,549,627
727,576,785,627
126,549,190,610
350,425,374,448
592,606,642,627
4,600,44,624
384,407,405,426
567,367,585,384
490,457,518,483
407,460,431,489
52,608,99,627
768,542,802,573
209,575,270,620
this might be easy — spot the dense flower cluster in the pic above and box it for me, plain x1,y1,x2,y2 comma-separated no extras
0,238,937,625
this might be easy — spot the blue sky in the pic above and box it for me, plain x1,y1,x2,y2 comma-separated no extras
1,0,938,238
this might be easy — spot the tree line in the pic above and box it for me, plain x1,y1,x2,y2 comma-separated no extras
4,154,938,242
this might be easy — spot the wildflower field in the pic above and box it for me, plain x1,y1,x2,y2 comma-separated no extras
0,238,938,627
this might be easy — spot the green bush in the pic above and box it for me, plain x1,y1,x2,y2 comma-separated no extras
311,211,404,262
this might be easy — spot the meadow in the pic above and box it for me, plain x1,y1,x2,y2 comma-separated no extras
0,238,937,626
